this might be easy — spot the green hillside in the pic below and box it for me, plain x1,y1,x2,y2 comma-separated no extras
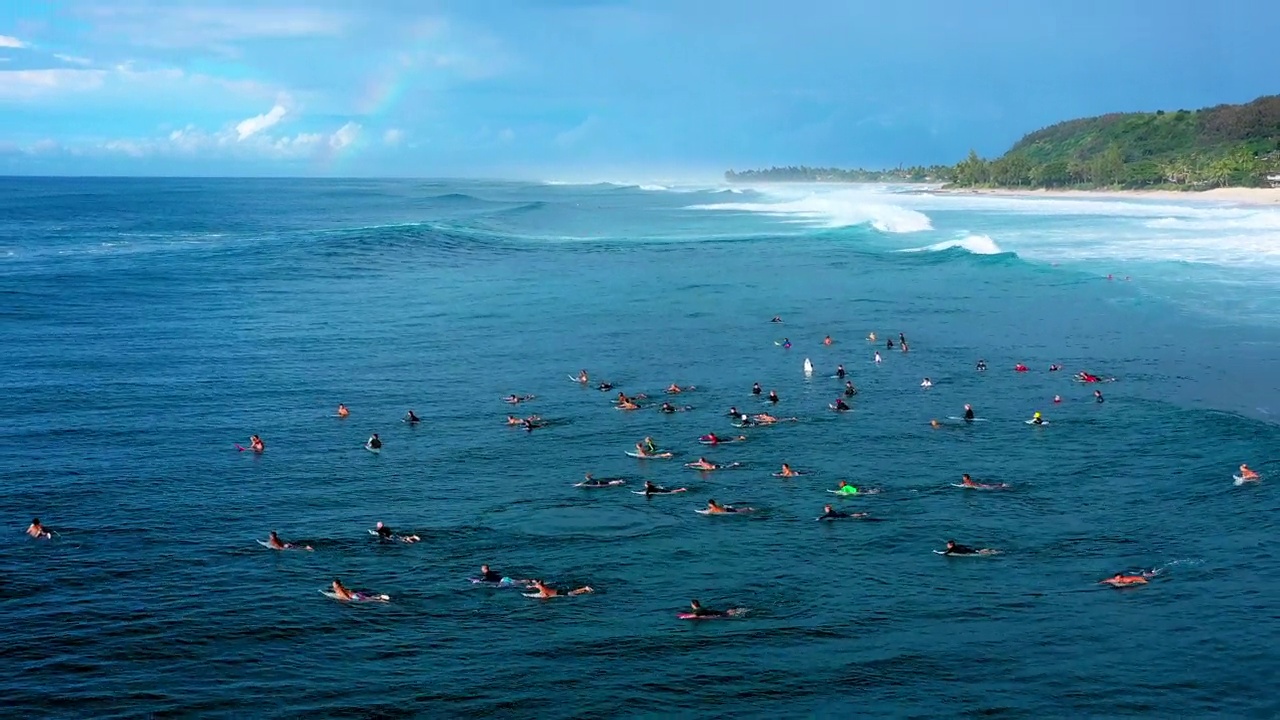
726,95,1280,190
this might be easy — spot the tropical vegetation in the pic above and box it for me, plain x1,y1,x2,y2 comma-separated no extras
726,95,1280,190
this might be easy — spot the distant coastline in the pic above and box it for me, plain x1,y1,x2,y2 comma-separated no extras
728,95,1280,193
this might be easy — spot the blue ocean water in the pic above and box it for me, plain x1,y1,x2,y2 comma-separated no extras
2,177,1278,718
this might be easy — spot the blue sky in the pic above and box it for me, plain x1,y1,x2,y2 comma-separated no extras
1,0,1276,177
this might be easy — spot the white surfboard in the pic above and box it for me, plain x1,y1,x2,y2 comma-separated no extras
1233,474,1259,486
803,358,813,375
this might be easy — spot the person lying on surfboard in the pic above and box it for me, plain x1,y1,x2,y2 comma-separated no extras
1239,463,1260,481
959,473,1006,489
687,599,728,617
940,540,993,556
366,434,382,450
527,579,594,598
704,499,749,514
577,473,625,487
337,404,350,418
817,504,866,521
329,578,388,602
643,481,686,495
1100,572,1154,587
686,458,722,471
249,435,265,453
666,383,693,394
832,398,850,411
503,394,534,404
266,531,312,551
964,404,975,420
26,518,52,539
373,521,420,543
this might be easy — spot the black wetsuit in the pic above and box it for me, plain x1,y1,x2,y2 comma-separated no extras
887,340,894,349
368,437,382,449
376,526,394,540
406,413,420,423
844,384,856,397
946,544,978,555
837,367,845,379
752,385,762,395
660,404,676,414
481,569,503,582
690,606,723,617
768,392,779,404
1095,394,1104,404
819,510,851,521
834,401,849,411
964,408,975,420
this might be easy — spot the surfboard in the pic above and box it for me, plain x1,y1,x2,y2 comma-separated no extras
949,483,1007,489
625,450,671,459
568,375,587,383
1233,474,1259,485
320,589,389,602
696,507,751,515
470,577,520,587
829,404,849,411
946,416,988,422
934,549,998,556
677,608,745,620
827,490,860,496
575,480,625,487
632,489,686,495
364,445,381,453
1025,420,1048,425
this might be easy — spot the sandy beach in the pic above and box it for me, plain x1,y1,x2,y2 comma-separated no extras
936,186,1280,206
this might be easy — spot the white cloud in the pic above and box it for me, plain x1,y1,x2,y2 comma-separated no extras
235,103,288,140
0,35,27,49
329,122,360,150
0,69,109,99
54,53,94,66
383,128,404,145
0,64,281,106
77,6,347,49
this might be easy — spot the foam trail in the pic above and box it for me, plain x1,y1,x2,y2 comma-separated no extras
688,190,933,233
902,234,1005,255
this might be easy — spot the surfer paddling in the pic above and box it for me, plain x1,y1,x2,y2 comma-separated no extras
527,579,594,598
266,531,312,551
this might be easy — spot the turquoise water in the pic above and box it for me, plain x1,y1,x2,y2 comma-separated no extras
2,178,1278,717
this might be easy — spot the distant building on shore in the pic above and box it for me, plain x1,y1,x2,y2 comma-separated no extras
1268,174,1280,188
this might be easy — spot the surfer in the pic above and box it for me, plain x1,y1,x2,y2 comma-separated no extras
941,540,987,556
617,397,639,410
921,378,933,388
1029,412,1045,425
887,339,894,349
776,463,800,477
1049,364,1062,372
366,433,382,450
817,504,859,521
1238,464,1260,481
836,364,846,379
1094,390,1104,403
26,518,51,539
963,404,975,421
930,419,942,429
527,579,594,598
781,338,791,349
1053,395,1062,404
337,404,349,418
833,481,859,495
752,382,762,395
771,316,783,323
666,383,691,394
1100,572,1153,587
832,398,850,412
266,531,312,551
597,381,614,391
959,473,1006,489
249,435,265,453
874,352,882,365
506,415,522,425
633,443,672,459
899,332,906,345
577,370,589,384
641,437,657,453
479,564,508,583
578,473,624,488
686,457,723,471
753,412,778,424
735,413,754,427
1015,363,1029,372
976,359,987,371
330,579,357,601
844,381,857,397
704,499,747,514
659,402,677,414
373,521,420,543
405,410,420,424
823,335,833,346
726,406,741,418
768,390,779,404
867,332,877,342
687,599,726,617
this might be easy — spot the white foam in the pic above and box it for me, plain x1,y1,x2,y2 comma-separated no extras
688,188,933,233
638,184,669,191
903,234,1005,255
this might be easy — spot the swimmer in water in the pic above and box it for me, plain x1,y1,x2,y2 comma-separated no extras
1094,390,1104,403
405,410,420,424
373,521,420,543
768,390,779,404
528,579,594,598
963,404,975,421
1238,464,1260,481
751,382,762,395
844,381,857,397
832,398,850,412
337,404,350,418
930,419,942,429
249,435,265,453
874,352,882,365
26,518,52,539
976,359,987,371
266,530,312,551
367,433,382,450
1099,573,1152,587
775,463,800,477
836,364,846,379
833,481,859,495
1029,411,1044,425
823,335,833,346
921,377,932,388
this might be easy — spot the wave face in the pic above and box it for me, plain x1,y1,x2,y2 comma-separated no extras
902,233,1006,255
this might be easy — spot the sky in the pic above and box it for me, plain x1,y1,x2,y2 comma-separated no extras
1,0,1277,178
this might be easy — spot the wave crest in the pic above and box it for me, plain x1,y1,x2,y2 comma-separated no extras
902,234,1006,255
687,190,933,233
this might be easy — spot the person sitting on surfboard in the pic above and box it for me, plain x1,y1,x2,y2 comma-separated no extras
405,410,421,424
781,338,791,349
844,381,857,397
832,398,850,411
976,359,987,371
527,579,594,598
1029,412,1045,425
337,404,349,418
1094,390,1104,403
1239,464,1260,480
26,518,51,539
767,390,779,404
249,435,265,453
576,370,589,384
835,364,846,379
751,383,762,395
963,404,975,421
921,378,932,388
366,434,382,450
266,531,312,551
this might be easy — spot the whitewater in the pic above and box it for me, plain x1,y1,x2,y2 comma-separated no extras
2,176,1277,718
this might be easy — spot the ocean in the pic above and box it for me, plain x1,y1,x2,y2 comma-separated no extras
2,177,1277,718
